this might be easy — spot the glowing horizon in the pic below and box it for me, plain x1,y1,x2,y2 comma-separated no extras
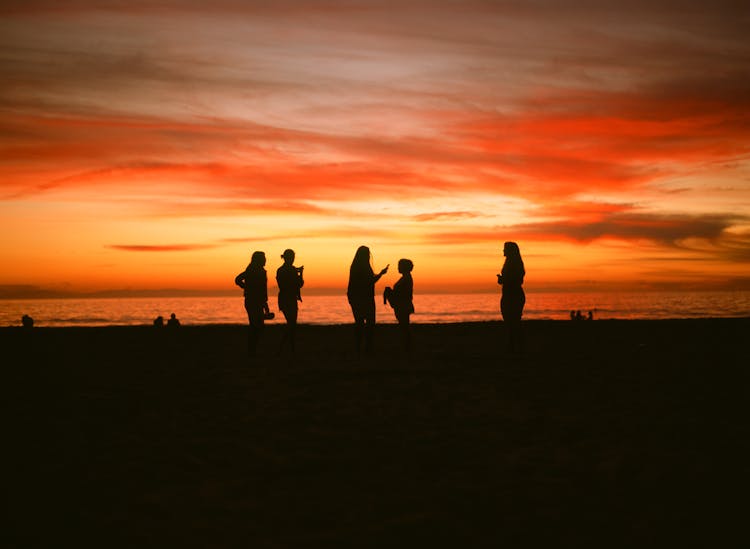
2,1,749,297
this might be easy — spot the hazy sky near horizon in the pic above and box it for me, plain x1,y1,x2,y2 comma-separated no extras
2,0,749,294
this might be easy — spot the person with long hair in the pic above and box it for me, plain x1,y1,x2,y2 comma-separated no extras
497,241,525,355
384,258,415,354
276,248,304,355
347,245,388,356
235,250,271,357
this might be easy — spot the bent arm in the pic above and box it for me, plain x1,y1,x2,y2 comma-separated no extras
235,272,246,288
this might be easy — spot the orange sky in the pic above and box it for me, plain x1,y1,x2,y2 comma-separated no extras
1,1,749,297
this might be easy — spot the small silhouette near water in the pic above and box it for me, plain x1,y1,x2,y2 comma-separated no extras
384,258,414,353
497,241,525,355
347,245,388,356
570,309,594,321
22,314,34,329
276,248,304,355
167,313,180,328
236,250,271,358
153,315,164,327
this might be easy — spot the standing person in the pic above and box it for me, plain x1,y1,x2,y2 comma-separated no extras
384,258,415,353
276,248,304,355
347,245,388,356
235,251,271,357
497,241,525,355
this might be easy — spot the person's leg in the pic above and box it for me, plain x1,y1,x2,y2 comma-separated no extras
508,320,518,353
281,307,298,354
501,296,522,354
515,294,526,355
363,302,376,355
246,302,264,357
397,312,411,353
247,319,258,356
352,306,365,357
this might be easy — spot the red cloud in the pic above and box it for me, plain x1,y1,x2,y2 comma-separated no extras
448,87,750,198
2,74,748,210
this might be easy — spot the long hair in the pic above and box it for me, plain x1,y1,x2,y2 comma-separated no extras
502,241,525,277
350,245,373,275
249,251,266,270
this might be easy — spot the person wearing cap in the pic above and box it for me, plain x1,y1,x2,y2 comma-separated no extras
276,248,304,355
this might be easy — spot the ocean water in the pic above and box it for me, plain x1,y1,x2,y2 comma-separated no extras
1,291,749,327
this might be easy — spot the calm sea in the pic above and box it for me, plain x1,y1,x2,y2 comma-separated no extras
1,291,749,327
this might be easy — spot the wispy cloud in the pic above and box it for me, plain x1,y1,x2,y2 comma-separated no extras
427,210,748,252
413,211,482,222
106,244,220,252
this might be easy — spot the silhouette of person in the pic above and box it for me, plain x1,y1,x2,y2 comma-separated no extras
347,245,388,356
276,248,304,355
497,241,525,355
235,251,271,357
167,313,180,328
575,310,584,321
587,310,594,321
384,258,414,353
153,315,164,328
22,314,34,329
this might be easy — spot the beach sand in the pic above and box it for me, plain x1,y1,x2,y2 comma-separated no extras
5,319,748,547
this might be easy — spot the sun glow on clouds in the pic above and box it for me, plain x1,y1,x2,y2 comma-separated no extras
1,1,749,296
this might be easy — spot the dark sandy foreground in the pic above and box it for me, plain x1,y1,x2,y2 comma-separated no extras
4,319,749,547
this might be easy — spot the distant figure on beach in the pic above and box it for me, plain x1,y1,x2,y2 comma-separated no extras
384,258,414,353
167,313,180,328
347,245,388,356
587,310,594,321
153,315,164,328
575,310,584,321
276,248,304,355
235,251,271,357
570,310,576,321
22,314,34,329
497,241,525,355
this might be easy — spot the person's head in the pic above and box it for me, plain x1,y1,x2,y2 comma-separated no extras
351,245,371,270
250,250,266,268
398,258,413,274
170,313,176,319
503,241,521,259
281,249,295,264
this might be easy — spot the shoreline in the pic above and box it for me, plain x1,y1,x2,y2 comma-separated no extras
4,316,750,330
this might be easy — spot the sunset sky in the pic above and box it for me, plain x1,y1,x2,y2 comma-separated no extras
2,0,749,296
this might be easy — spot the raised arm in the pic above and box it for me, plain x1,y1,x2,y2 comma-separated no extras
373,264,389,283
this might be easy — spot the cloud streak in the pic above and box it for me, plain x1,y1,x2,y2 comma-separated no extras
427,209,750,261
107,244,220,252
